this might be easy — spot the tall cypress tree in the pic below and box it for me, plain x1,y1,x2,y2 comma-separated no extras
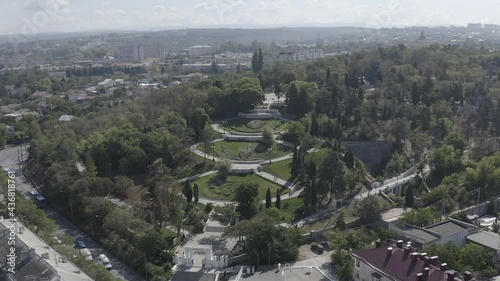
275,189,281,209
183,180,193,204
258,48,264,72
311,112,319,136
265,188,272,209
252,50,259,74
193,183,199,204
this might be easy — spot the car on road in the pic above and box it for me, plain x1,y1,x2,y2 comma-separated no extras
97,254,112,270
311,242,324,254
75,240,86,249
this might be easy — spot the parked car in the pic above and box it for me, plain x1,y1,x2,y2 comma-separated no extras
79,248,92,261
74,240,86,249
320,241,333,250
97,254,112,270
311,242,324,253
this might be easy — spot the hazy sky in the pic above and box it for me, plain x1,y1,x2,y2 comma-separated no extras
1,0,500,35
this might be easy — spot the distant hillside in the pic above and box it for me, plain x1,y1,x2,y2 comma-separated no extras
176,26,371,41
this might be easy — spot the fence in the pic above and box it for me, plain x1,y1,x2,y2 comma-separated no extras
234,266,244,281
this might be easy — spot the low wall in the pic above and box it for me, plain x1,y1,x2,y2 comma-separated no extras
228,254,249,267
223,135,264,142
450,198,500,217
228,131,263,136
230,168,257,174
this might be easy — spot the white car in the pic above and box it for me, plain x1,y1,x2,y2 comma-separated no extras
97,254,112,270
80,248,92,261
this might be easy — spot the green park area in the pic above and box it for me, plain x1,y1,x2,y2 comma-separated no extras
278,197,305,222
220,119,287,133
299,195,393,234
263,147,330,181
208,141,292,161
192,173,288,201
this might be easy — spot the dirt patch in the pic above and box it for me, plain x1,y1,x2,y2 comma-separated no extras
298,244,334,261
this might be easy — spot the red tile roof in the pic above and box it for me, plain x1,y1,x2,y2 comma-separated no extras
353,246,468,281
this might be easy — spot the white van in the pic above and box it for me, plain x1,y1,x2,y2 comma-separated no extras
79,248,92,261
97,254,112,270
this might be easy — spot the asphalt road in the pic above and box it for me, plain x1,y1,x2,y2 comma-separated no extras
0,145,144,281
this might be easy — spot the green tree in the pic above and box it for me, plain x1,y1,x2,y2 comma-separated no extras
265,188,272,209
191,108,210,142
262,127,275,146
432,145,462,179
331,250,353,281
356,196,381,225
405,186,414,207
275,189,281,209
217,159,232,180
258,48,264,72
284,122,306,146
252,50,259,73
183,179,193,204
0,124,7,149
193,183,199,204
311,112,319,136
445,131,466,153
229,77,265,112
400,208,439,227
234,182,259,219
336,210,346,230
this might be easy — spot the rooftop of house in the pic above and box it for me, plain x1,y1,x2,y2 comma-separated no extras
0,218,91,281
353,243,475,281
393,219,477,245
426,220,471,236
0,222,59,281
58,115,75,122
467,231,500,251
31,91,51,97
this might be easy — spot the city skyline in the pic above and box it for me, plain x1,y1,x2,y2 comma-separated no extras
2,0,500,36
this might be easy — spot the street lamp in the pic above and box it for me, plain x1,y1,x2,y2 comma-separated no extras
268,148,273,164
211,145,215,162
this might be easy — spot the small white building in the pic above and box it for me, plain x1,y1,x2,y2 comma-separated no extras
58,115,75,122
97,79,116,90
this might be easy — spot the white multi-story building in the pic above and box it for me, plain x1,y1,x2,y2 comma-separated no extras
119,44,166,62
188,45,214,57
278,48,324,62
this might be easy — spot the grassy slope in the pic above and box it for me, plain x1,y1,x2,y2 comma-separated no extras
211,141,292,161
192,173,286,201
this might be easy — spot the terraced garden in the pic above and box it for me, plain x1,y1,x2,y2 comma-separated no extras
209,141,292,161
192,173,288,200
220,119,287,133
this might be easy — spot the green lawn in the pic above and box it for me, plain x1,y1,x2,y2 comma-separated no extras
192,173,286,201
279,197,305,222
172,153,216,179
221,119,287,133
263,147,330,181
209,141,292,161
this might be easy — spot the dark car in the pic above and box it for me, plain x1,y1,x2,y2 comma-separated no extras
75,240,86,249
311,242,324,253
320,241,333,250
